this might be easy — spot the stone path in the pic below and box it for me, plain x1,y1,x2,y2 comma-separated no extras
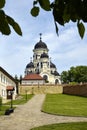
0,94,87,130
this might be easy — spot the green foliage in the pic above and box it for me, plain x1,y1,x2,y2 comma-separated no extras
45,80,49,83
61,71,69,83
69,82,78,85
0,0,5,9
0,10,11,35
4,94,33,105
38,0,51,11
31,122,87,130
61,66,87,83
31,6,40,17
0,0,87,37
0,105,10,115
42,94,87,117
77,21,85,38
31,0,51,17
0,1,22,36
31,0,87,38
6,15,22,36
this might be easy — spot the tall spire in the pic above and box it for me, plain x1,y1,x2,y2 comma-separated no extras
39,33,42,41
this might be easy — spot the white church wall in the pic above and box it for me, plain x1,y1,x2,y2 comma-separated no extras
22,80,44,85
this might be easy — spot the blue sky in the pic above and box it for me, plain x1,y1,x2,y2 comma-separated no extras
0,0,87,77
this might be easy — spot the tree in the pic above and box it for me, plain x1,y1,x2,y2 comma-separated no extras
14,75,19,94
61,66,87,83
75,66,87,82
68,67,77,82
31,0,87,38
61,71,69,83
0,0,87,38
19,75,22,84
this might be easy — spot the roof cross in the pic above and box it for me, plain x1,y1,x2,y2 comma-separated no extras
39,33,42,40
30,57,32,62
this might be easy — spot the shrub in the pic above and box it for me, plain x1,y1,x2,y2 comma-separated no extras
69,82,78,85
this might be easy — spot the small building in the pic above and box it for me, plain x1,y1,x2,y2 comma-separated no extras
22,74,45,85
0,66,17,101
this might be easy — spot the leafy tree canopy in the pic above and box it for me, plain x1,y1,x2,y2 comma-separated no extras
61,66,87,84
0,0,22,36
0,0,87,38
31,0,87,38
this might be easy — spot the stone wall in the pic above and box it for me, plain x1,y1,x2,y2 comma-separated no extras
19,84,63,94
63,84,87,96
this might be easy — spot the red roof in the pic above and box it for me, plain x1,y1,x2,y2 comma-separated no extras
23,74,43,80
6,86,14,90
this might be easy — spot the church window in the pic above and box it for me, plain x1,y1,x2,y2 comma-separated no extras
48,62,49,67
41,62,43,68
43,75,48,82
1,74,3,82
55,79,59,85
37,63,39,67
36,55,37,59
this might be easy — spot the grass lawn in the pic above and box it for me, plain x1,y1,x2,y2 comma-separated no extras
4,94,33,105
31,122,87,130
0,105,10,115
0,94,33,115
42,94,87,117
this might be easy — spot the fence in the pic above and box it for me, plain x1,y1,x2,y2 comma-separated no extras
63,84,87,96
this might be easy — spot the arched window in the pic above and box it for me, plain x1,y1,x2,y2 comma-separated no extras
43,75,48,82
36,55,37,59
41,62,43,68
55,79,59,85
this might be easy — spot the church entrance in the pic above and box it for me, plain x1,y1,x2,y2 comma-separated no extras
55,79,59,85
43,75,48,83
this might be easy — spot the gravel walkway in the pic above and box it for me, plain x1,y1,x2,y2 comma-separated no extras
0,94,87,130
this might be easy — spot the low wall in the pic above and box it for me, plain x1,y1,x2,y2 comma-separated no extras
63,84,87,96
19,84,63,94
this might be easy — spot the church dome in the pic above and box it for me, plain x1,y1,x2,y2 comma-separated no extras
50,62,56,68
26,62,34,68
34,40,48,49
40,52,49,58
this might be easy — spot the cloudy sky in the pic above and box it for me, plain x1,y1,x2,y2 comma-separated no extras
0,0,87,78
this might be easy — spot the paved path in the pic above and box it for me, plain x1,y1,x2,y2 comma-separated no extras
0,94,87,130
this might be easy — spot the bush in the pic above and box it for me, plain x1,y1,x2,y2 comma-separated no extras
45,80,49,83
69,82,78,85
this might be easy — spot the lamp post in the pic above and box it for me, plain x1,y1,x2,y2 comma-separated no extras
10,91,13,109
25,90,28,101
5,88,14,115
10,87,14,109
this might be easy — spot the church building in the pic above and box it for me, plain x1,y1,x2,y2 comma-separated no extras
22,34,61,85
